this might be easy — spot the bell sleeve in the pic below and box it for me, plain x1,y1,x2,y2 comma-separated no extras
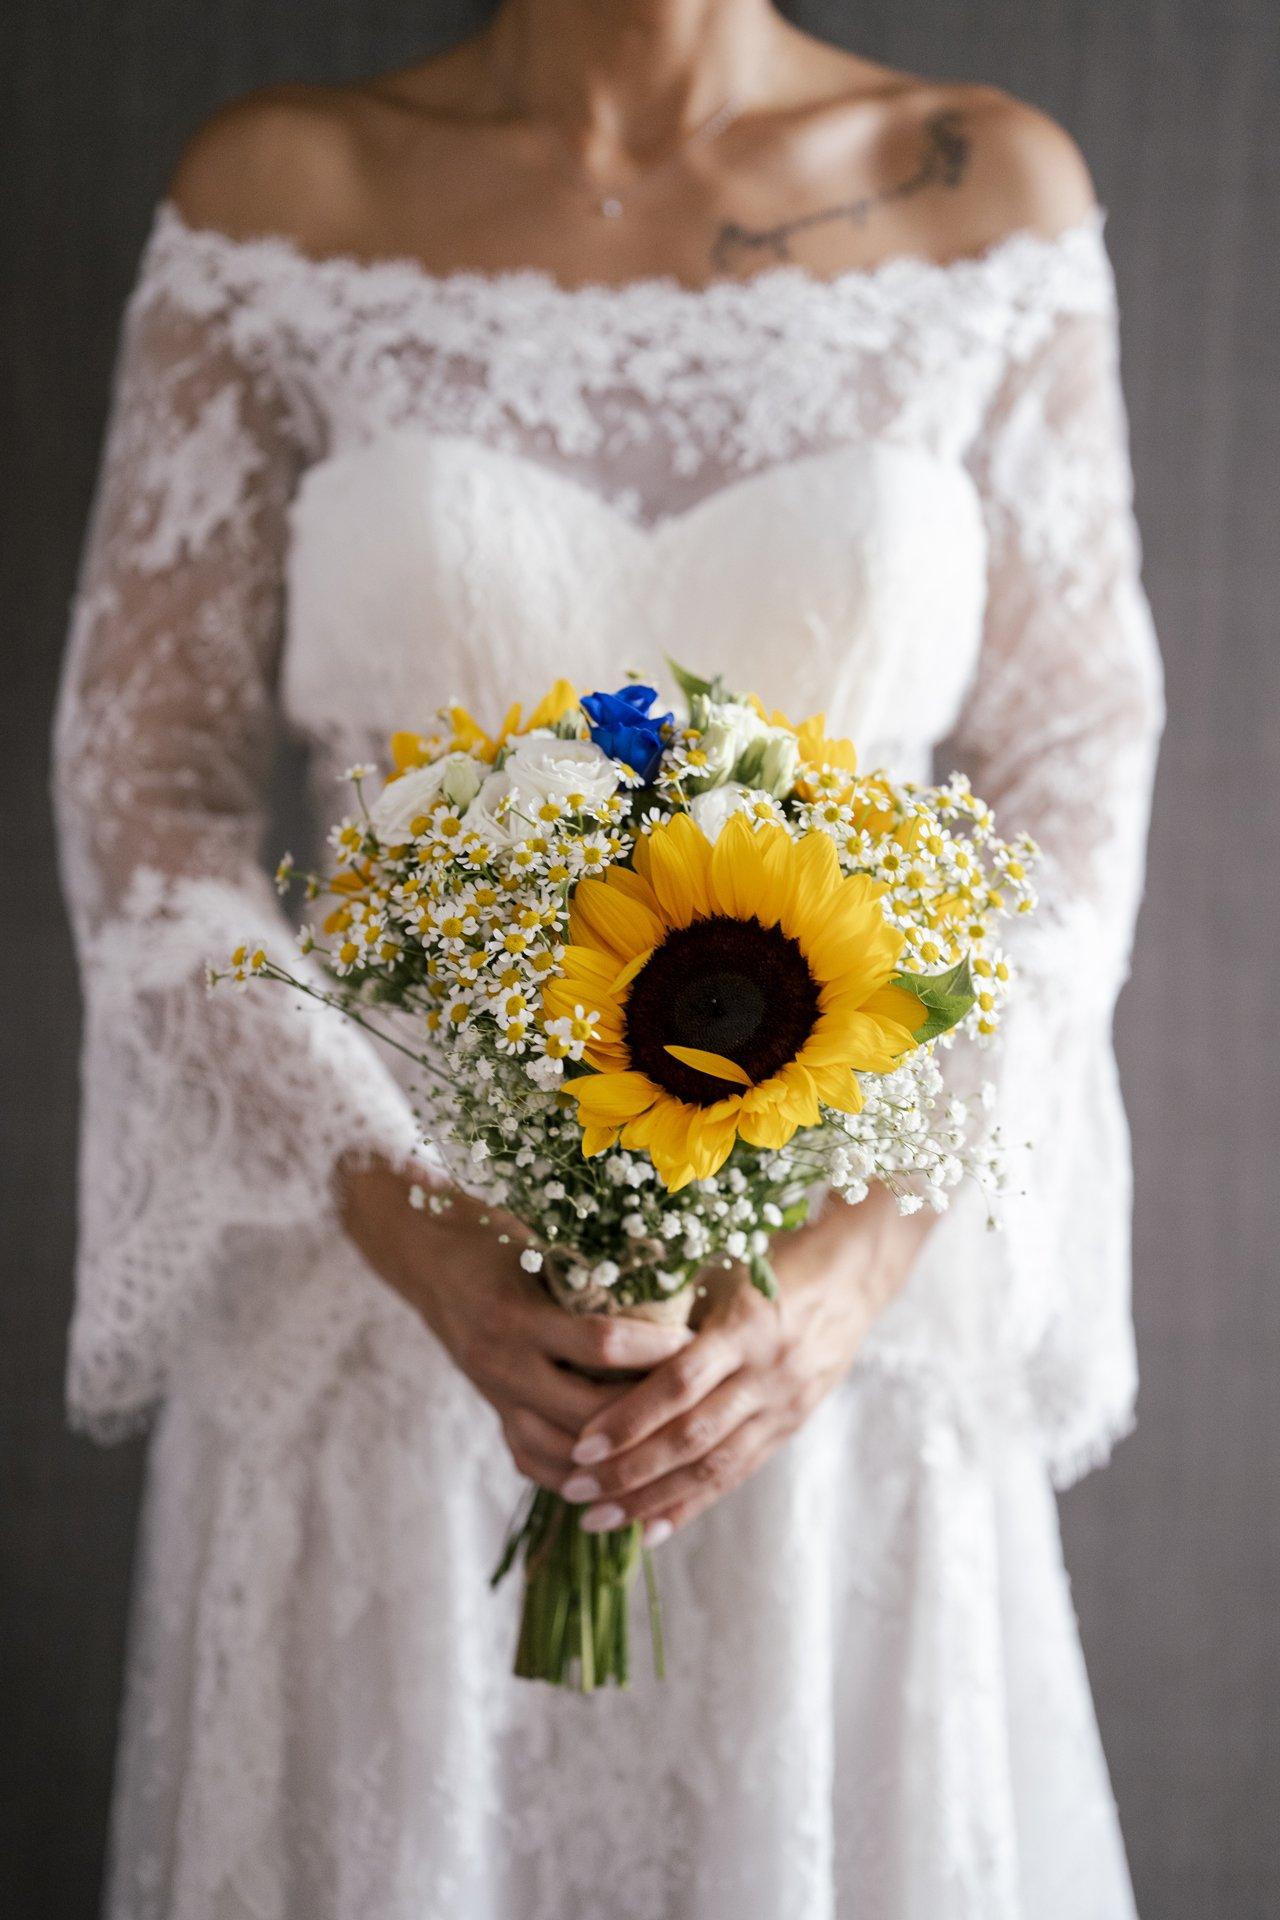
948,233,1165,1483
52,219,431,1439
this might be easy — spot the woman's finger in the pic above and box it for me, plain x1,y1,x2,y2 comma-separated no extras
514,1354,628,1433
502,1406,576,1490
568,1328,744,1465
578,1412,774,1535
535,1303,694,1376
560,1371,757,1504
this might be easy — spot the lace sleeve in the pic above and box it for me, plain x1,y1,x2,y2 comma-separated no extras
950,268,1165,1483
52,234,429,1440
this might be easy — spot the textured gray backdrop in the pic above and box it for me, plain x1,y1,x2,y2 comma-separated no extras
4,2,1277,1915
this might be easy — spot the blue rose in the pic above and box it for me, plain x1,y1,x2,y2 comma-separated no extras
580,684,674,783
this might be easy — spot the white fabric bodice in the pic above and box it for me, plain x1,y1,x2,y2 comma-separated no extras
283,431,986,776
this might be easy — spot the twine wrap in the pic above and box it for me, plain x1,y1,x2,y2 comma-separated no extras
538,1240,697,1329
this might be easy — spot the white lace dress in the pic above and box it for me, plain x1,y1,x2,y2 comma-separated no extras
53,203,1162,1920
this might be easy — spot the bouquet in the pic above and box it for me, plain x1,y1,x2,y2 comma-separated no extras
214,663,1036,1689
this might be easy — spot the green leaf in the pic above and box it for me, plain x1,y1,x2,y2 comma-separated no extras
892,956,977,1044
664,656,717,705
779,1198,810,1231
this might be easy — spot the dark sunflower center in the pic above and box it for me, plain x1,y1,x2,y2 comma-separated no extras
624,915,820,1106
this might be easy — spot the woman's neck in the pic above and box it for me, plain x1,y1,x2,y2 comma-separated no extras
482,0,786,153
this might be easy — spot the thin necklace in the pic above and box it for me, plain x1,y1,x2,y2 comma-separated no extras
549,94,744,220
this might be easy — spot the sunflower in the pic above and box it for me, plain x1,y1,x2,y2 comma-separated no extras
543,812,927,1191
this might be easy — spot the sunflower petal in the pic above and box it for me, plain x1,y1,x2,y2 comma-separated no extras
807,1062,864,1114
602,865,662,911
707,814,790,924
663,1045,753,1088
836,1011,921,1074
735,1096,802,1151
621,1095,707,1191
612,948,654,994
684,1104,742,1179
559,944,624,991
568,875,664,961
775,1061,822,1129
779,830,843,934
580,1121,622,1157
635,812,713,924
570,1070,658,1123
860,981,932,1036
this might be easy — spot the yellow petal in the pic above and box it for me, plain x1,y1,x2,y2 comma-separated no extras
860,981,931,1036
570,1070,658,1124
568,875,664,961
707,815,790,924
807,1062,864,1113
601,865,662,913
806,912,905,996
560,943,619,979
774,1061,822,1129
612,947,654,995
389,729,432,773
779,830,843,934
663,1045,753,1088
634,812,713,925
683,1103,742,1179
836,1011,921,1074
735,1094,802,1152
521,678,579,733
621,1095,704,1190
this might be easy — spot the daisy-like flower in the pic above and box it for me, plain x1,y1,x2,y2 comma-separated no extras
543,812,928,1191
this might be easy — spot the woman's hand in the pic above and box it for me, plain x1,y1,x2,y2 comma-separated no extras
558,1186,934,1544
337,1156,693,1489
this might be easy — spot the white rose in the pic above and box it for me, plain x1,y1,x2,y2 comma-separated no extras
688,701,768,792
462,768,517,847
688,783,754,842
369,753,483,843
503,735,619,813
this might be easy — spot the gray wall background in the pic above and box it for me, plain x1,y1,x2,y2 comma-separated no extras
4,2,1277,1914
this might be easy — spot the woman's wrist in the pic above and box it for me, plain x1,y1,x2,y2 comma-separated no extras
336,1152,433,1297
805,1181,935,1314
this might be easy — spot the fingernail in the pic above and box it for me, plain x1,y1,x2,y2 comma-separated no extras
561,1473,602,1503
580,1503,626,1533
643,1518,673,1548
571,1433,612,1467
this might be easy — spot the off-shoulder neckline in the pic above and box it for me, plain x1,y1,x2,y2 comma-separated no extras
150,197,1108,306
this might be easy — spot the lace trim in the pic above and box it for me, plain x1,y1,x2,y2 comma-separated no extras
139,200,1115,362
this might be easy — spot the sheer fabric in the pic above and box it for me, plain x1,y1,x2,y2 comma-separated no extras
53,203,1161,1919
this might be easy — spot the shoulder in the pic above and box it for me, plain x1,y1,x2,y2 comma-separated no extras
166,83,375,252
948,85,1097,236
878,81,1098,254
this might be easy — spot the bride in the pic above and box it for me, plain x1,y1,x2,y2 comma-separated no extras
53,2,1163,1915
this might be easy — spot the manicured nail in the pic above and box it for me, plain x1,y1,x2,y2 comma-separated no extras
571,1433,612,1467
561,1473,602,1503
580,1503,626,1533
643,1519,673,1548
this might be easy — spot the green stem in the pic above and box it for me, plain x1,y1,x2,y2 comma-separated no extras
493,1493,658,1691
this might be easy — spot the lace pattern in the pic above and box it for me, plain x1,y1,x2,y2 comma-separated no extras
135,202,1117,511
